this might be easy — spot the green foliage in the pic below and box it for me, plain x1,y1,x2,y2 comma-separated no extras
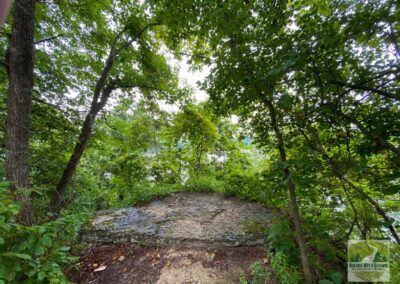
1,0,399,281
240,261,271,284
265,220,305,283
318,272,344,284
0,183,86,283
249,261,271,284
185,175,225,193
266,220,299,263
119,182,180,206
269,252,303,284
390,244,400,284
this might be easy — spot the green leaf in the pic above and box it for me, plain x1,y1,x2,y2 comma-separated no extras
329,271,344,284
1,252,32,260
41,234,52,247
319,280,334,284
59,246,71,251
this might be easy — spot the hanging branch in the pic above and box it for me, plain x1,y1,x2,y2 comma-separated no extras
295,124,400,244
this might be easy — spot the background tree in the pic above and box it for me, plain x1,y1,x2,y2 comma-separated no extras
47,2,181,214
5,0,35,224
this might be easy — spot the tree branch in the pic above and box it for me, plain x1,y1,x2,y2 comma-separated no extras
115,22,160,54
331,80,400,100
35,33,66,45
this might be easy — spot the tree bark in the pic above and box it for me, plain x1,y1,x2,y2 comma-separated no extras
262,98,314,283
48,23,159,215
49,84,114,215
5,0,36,225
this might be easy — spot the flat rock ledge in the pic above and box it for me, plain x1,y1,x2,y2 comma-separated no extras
81,192,273,247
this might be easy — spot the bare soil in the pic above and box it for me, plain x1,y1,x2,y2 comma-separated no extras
68,243,277,284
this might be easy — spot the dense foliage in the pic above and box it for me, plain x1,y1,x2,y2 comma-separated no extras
0,0,399,283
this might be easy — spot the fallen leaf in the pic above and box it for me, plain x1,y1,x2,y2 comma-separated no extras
94,265,107,272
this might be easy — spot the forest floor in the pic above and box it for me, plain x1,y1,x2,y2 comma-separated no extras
68,243,277,283
68,192,277,283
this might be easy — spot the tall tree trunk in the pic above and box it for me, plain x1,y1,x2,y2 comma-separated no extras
5,0,35,225
49,85,113,215
263,98,314,283
48,23,158,215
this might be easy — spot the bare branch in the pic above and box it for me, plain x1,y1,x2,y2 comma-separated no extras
331,80,400,100
35,33,66,45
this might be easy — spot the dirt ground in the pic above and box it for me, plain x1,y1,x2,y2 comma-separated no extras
68,243,278,284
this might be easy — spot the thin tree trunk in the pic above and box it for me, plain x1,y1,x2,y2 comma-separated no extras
48,23,158,214
49,85,113,214
5,0,36,225
262,98,314,283
342,186,365,239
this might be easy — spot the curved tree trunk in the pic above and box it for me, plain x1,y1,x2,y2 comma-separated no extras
49,85,113,215
5,0,36,225
263,98,314,283
48,23,158,215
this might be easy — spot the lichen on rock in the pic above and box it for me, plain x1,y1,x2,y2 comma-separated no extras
81,192,273,247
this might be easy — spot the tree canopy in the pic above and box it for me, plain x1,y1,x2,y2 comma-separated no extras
0,0,399,283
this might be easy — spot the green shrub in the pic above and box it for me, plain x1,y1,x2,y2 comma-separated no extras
185,175,226,192
391,244,400,284
123,182,180,205
0,183,86,283
266,220,299,263
269,252,302,284
239,261,271,284
265,219,303,283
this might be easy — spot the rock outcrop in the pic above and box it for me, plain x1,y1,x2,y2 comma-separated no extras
81,192,273,247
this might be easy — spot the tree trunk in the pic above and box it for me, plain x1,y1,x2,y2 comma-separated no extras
49,86,113,214
48,33,119,215
263,98,314,283
48,23,157,215
5,0,35,225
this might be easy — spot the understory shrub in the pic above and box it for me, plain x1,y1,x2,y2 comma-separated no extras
185,175,226,192
0,183,86,283
266,219,303,283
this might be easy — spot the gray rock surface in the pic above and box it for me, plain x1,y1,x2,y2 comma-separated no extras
81,192,273,247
